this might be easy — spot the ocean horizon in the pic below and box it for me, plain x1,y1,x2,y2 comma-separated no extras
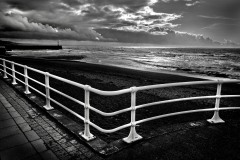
6,41,240,80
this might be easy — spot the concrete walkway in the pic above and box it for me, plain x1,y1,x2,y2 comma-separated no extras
0,79,102,160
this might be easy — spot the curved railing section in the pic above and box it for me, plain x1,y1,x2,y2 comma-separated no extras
1,58,240,143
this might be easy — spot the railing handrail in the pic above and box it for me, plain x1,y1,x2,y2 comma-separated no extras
1,58,240,143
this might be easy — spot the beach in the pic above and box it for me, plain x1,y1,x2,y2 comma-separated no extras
2,56,240,142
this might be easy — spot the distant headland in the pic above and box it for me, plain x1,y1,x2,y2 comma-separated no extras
0,40,62,52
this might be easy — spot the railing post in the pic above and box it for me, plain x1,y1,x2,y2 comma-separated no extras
123,87,142,143
11,62,17,85
80,85,95,141
24,65,31,94
43,72,54,110
3,60,8,79
207,80,224,123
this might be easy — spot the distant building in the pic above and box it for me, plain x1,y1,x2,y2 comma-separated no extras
0,46,6,55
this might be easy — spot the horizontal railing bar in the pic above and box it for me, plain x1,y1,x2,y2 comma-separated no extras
3,59,25,68
2,59,12,64
89,87,132,96
28,84,46,97
220,95,240,98
221,80,240,84
15,76,25,85
135,80,240,92
49,86,84,106
27,66,46,75
136,81,217,91
219,107,240,111
49,74,85,89
136,95,217,109
88,121,131,133
5,72,13,77
136,108,217,125
28,76,45,87
15,70,25,77
136,95,240,110
2,59,12,63
5,66,12,71
49,97,85,121
88,105,132,116
0,64,3,67
12,61,25,68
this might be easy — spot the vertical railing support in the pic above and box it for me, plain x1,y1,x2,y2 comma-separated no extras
24,65,31,94
80,85,95,141
43,72,54,110
123,87,142,143
207,80,224,123
11,62,17,85
3,60,8,79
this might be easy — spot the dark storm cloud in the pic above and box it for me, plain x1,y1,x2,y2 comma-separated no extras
0,0,239,44
96,28,221,46
0,12,103,40
0,0,105,40
1,0,57,11
0,0,181,38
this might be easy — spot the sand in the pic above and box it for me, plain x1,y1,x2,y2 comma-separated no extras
2,56,240,142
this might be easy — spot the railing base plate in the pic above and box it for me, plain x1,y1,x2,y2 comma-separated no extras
207,119,225,124
207,111,225,123
79,132,96,141
43,105,54,110
123,134,143,143
24,91,31,95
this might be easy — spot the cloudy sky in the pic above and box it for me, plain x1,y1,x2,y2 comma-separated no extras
0,0,240,46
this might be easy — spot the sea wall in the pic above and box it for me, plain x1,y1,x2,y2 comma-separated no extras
5,45,62,51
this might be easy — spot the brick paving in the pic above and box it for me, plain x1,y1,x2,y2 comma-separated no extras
0,79,103,160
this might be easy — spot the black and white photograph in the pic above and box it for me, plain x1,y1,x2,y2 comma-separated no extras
0,0,240,159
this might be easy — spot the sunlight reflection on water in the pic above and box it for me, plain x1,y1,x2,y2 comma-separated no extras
10,47,240,80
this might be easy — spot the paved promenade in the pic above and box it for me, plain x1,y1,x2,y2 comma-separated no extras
1,78,240,160
0,79,102,160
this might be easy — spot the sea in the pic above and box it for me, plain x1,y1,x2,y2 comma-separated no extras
65,45,240,80
8,41,240,80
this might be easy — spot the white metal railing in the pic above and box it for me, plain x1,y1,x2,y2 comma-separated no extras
1,58,240,143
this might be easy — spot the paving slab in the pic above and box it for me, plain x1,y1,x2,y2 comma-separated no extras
31,139,48,153
0,112,11,121
0,133,28,151
0,143,36,160
18,122,32,132
0,119,16,129
24,130,40,142
0,125,21,139
40,150,59,160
